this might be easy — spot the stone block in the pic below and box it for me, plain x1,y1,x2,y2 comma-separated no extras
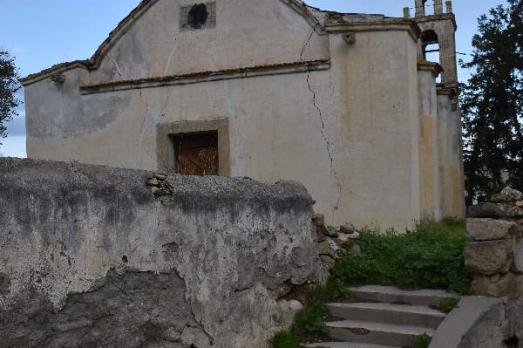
468,203,511,219
512,224,523,239
513,239,523,274
507,206,523,219
468,203,523,219
312,213,326,226
271,284,292,299
500,186,523,201
146,177,160,187
320,255,336,270
313,213,328,242
340,223,356,234
316,229,327,243
491,193,517,203
319,238,339,258
471,273,521,298
464,241,512,275
325,226,339,238
466,218,516,241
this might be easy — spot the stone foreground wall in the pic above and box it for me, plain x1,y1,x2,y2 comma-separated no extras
466,187,523,298
0,158,319,348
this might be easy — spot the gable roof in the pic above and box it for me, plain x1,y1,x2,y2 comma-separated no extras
21,0,324,86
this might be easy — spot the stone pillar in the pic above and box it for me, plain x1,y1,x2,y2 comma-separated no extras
434,0,443,15
415,0,426,17
418,63,442,222
445,0,453,13
403,7,411,18
436,89,465,219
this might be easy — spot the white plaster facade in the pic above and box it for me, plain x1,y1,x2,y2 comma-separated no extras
21,0,465,231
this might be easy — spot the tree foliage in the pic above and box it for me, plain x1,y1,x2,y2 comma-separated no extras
0,50,21,144
461,0,523,204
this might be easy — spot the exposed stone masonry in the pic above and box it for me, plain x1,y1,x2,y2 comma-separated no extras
466,187,523,298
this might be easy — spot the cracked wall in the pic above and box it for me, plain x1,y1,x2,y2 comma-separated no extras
0,158,319,348
22,0,464,232
24,28,424,232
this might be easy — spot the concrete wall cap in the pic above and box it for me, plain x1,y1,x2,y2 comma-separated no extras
429,296,504,348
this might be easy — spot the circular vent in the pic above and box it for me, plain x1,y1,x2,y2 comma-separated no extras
188,4,209,29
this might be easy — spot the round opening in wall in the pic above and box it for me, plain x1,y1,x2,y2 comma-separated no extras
188,4,209,29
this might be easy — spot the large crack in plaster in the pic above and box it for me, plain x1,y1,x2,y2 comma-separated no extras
164,36,178,75
300,28,342,211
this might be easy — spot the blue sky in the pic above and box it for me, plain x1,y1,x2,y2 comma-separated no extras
0,0,507,157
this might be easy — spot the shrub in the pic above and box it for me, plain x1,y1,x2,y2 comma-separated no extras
270,331,301,348
270,219,470,346
438,297,460,314
270,287,329,348
292,287,329,338
411,333,432,348
329,219,471,295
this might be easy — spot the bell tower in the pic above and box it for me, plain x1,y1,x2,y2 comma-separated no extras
405,0,458,88
405,0,465,220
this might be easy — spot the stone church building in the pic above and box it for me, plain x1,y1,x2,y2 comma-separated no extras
21,0,464,231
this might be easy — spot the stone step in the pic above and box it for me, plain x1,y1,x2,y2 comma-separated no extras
328,302,445,328
306,342,400,348
349,285,452,307
326,319,434,347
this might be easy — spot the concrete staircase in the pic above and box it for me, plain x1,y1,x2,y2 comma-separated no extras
306,286,454,348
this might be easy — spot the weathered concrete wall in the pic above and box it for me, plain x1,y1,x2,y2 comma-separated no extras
418,65,441,221
328,29,421,231
437,92,465,219
89,0,329,84
431,296,523,347
23,0,464,231
24,31,424,232
0,158,319,348
429,296,509,348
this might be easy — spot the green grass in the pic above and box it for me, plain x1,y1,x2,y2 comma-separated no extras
329,219,472,296
270,331,301,348
410,333,432,348
271,219,470,347
270,287,329,348
437,297,461,314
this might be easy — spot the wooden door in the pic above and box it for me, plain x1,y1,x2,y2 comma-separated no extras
173,131,219,176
